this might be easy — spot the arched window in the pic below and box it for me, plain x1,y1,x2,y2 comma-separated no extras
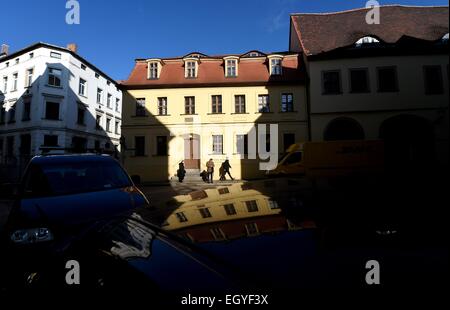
355,36,380,47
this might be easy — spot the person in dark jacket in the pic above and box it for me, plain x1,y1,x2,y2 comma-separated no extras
221,159,234,180
177,161,186,183
200,170,209,183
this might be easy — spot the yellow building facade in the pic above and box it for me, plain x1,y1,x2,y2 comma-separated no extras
121,52,307,182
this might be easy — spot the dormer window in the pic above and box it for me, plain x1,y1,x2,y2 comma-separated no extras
185,60,198,79
268,55,283,76
224,57,239,77
149,62,158,79
147,59,163,79
355,36,380,46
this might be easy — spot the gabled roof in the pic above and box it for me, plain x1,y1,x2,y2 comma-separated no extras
122,53,305,89
291,5,449,56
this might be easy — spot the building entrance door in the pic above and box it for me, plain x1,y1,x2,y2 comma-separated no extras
184,134,200,169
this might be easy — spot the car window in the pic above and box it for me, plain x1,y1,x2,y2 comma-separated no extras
23,160,132,197
284,152,302,165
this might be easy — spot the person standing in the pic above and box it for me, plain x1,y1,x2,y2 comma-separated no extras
177,161,186,183
222,159,234,180
206,159,215,183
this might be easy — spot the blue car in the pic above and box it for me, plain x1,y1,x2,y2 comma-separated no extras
4,154,149,247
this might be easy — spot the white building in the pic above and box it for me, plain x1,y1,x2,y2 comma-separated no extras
0,42,122,170
290,6,449,168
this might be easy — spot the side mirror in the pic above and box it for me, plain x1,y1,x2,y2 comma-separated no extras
0,183,20,200
131,175,141,185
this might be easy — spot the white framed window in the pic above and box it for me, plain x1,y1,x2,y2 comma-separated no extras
106,117,112,132
11,73,18,91
135,98,146,116
107,93,112,108
212,135,223,154
48,68,62,87
25,68,34,87
225,58,238,77
281,93,294,112
50,51,61,59
185,61,197,78
258,95,270,113
97,88,103,104
149,62,158,79
2,76,7,93
355,36,380,46
158,97,168,115
78,78,87,96
15,58,19,65
270,58,282,75
115,98,120,112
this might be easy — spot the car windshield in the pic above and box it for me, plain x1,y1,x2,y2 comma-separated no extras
23,160,132,197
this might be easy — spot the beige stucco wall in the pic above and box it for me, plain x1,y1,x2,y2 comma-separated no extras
122,85,308,182
309,54,449,113
308,54,449,165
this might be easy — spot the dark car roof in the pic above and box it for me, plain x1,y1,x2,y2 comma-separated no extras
30,154,116,165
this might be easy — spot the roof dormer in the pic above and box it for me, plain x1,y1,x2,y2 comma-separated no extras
223,56,239,78
147,59,164,80
267,54,284,76
241,50,266,58
183,57,200,79
355,36,380,47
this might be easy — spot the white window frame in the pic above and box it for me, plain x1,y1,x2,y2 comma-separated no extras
270,57,282,75
258,94,270,113
50,51,62,59
79,78,87,96
11,72,18,91
184,59,198,78
224,57,239,77
25,68,34,88
355,36,380,46
2,76,7,93
107,93,112,108
158,97,168,115
212,135,223,154
97,88,103,105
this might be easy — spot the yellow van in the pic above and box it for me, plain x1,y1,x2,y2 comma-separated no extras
267,140,384,178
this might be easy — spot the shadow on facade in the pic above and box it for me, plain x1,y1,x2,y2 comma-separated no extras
120,91,175,183
0,63,117,184
238,62,306,181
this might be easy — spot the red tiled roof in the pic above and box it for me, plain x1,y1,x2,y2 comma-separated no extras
121,53,305,88
291,5,449,56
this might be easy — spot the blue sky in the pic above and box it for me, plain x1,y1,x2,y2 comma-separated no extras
1,0,448,80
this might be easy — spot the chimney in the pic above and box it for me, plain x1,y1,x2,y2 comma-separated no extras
0,44,9,58
67,43,78,53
